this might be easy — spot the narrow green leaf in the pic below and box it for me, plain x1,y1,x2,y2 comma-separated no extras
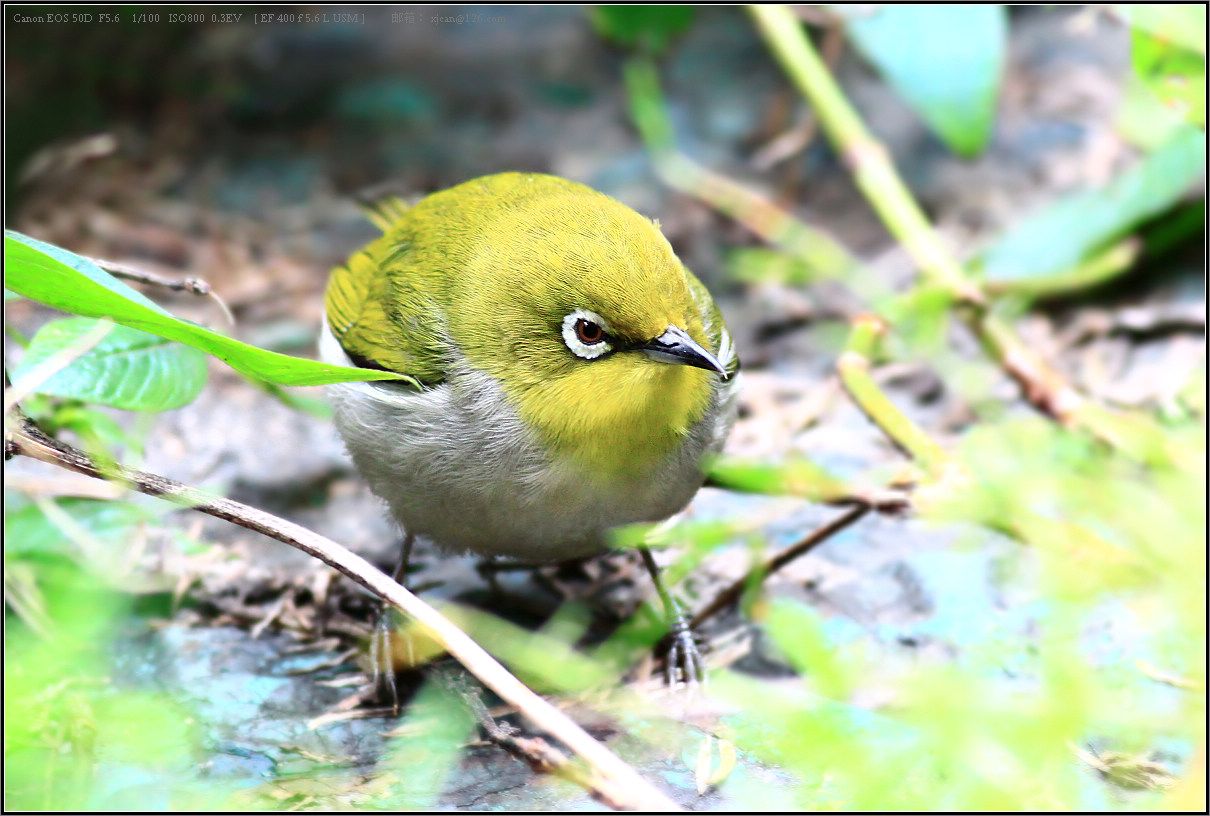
979,126,1206,284
841,4,1007,157
4,231,416,388
707,456,850,502
13,318,208,412
9,232,169,312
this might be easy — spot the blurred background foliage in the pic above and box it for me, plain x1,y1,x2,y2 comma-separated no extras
4,4,1206,811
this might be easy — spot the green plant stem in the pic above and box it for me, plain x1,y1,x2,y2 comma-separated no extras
690,504,870,629
977,311,1087,421
748,5,983,305
623,56,859,281
746,6,1158,449
837,316,948,475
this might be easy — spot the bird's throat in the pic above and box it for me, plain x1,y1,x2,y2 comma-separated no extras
506,359,714,484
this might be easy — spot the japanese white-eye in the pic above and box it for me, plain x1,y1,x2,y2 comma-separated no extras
320,172,738,583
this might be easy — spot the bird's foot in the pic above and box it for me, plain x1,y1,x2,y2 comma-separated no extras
370,607,401,713
660,604,705,688
368,532,416,713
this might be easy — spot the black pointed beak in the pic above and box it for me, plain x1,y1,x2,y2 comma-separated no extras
640,325,727,376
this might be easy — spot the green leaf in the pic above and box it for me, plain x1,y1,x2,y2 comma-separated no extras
766,599,853,698
706,456,850,503
253,379,334,420
373,682,476,810
590,6,694,54
4,231,416,388
14,318,208,411
52,404,146,456
1115,4,1206,56
1117,74,1189,150
841,4,1007,157
1130,19,1206,128
979,126,1206,285
3,498,158,559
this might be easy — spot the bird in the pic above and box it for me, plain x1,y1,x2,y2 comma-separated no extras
319,172,739,702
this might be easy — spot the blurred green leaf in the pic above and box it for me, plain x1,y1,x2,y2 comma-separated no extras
1115,4,1207,56
1116,6,1206,144
707,456,850,502
983,237,1143,300
4,231,414,388
444,604,611,694
880,283,953,355
373,680,477,810
727,247,818,285
14,318,207,412
766,599,854,699
3,498,157,559
1131,22,1206,128
590,6,694,54
50,404,146,457
623,55,677,152
5,552,216,810
253,379,334,420
978,126,1206,285
841,4,1007,157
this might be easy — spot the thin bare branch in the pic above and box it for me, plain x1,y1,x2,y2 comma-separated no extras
90,257,211,296
5,416,681,813
448,670,635,811
691,504,869,630
90,256,236,326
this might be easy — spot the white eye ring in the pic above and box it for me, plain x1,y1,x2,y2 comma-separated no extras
562,309,612,360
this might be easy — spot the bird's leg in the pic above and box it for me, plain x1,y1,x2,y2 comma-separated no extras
372,531,414,713
639,546,704,687
476,554,504,597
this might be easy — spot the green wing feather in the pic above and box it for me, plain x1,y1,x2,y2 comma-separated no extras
325,197,449,385
326,176,591,386
361,195,413,233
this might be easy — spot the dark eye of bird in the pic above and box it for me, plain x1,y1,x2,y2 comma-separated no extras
575,318,604,345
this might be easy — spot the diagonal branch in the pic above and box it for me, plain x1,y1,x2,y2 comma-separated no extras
4,416,681,813
445,669,634,811
691,504,870,629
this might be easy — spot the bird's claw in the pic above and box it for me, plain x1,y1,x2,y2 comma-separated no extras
661,605,705,688
370,608,400,713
